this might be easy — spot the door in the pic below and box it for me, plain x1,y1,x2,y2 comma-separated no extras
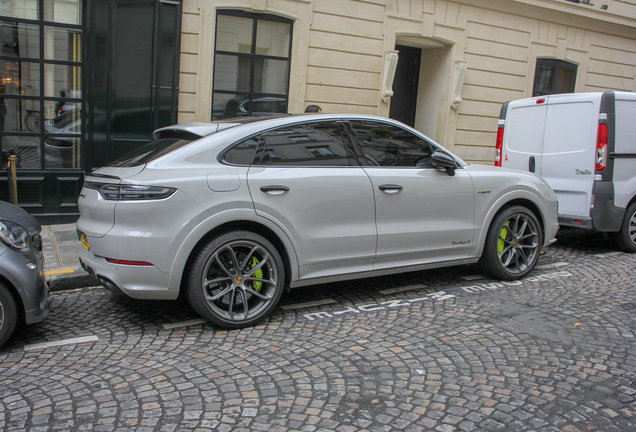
541,97,599,218
347,120,475,269
246,121,377,280
501,97,547,174
613,96,636,209
389,45,421,127
86,0,182,170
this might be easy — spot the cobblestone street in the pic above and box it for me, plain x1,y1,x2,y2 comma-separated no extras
1,228,636,432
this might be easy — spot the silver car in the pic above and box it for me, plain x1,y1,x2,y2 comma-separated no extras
77,114,558,329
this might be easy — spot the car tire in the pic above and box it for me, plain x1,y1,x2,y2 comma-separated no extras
0,282,18,348
613,202,636,253
186,230,285,329
479,205,543,281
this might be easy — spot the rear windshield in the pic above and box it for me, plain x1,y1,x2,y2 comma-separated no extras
107,138,194,167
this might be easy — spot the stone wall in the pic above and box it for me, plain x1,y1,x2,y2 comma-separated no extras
177,0,636,164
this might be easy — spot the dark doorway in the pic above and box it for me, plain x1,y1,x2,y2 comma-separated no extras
85,0,183,171
389,45,421,128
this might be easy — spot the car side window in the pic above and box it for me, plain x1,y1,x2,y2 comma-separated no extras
349,120,434,167
253,121,353,166
222,136,260,165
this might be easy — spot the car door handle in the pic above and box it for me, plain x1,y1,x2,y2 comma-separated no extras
260,185,290,195
379,184,403,193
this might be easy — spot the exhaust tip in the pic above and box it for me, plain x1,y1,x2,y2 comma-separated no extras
97,277,125,296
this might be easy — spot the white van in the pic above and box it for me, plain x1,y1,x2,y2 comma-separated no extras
495,91,636,252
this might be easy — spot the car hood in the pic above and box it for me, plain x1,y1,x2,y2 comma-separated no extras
0,201,42,235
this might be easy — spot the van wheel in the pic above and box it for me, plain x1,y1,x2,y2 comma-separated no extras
479,206,543,281
186,231,285,329
0,282,18,348
613,202,636,253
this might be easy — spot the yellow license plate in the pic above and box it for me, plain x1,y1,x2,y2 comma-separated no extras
79,232,90,251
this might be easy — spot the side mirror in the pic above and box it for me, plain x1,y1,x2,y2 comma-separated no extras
431,150,458,176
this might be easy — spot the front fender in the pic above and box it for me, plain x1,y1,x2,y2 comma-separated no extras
473,187,558,257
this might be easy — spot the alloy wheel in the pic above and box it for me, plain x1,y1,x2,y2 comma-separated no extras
201,239,279,323
496,212,540,275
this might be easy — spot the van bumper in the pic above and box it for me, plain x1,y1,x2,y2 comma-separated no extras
591,181,625,232
558,216,593,229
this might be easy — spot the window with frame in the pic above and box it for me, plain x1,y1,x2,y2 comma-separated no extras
252,121,353,167
533,59,577,97
0,0,83,170
212,11,292,120
349,121,435,167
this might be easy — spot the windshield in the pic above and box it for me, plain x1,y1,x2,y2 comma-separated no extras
108,138,195,167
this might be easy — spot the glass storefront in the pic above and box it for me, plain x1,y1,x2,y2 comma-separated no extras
0,0,83,170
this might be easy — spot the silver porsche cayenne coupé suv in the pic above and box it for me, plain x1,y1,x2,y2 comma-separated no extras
77,114,558,329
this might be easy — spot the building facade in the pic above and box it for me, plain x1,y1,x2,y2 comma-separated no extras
2,0,636,223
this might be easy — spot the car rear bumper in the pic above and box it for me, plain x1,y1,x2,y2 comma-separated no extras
79,249,178,300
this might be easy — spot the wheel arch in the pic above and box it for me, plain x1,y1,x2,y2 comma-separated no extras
0,275,25,325
475,196,547,257
177,219,296,294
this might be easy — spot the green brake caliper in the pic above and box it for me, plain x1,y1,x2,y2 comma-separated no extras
498,221,510,255
251,257,263,292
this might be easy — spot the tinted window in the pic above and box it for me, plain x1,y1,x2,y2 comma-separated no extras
107,138,194,167
223,136,260,165
349,121,434,167
253,121,352,166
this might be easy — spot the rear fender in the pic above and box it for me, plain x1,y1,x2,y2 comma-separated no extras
167,209,300,291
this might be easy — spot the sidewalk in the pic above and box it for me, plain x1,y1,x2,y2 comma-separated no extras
41,223,99,291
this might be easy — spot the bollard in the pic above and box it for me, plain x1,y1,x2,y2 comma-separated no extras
8,154,17,205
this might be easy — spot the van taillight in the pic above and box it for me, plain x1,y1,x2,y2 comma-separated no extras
495,126,504,167
596,122,608,172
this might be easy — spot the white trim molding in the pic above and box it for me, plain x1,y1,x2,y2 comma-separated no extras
451,60,467,110
381,50,399,104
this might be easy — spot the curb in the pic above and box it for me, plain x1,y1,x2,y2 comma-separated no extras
46,267,100,292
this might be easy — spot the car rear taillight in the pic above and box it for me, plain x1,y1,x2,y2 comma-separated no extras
83,182,177,201
596,122,608,172
106,258,154,266
495,126,504,167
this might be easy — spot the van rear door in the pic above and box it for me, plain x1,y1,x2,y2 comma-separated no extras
541,94,600,220
500,97,547,174
613,93,636,210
